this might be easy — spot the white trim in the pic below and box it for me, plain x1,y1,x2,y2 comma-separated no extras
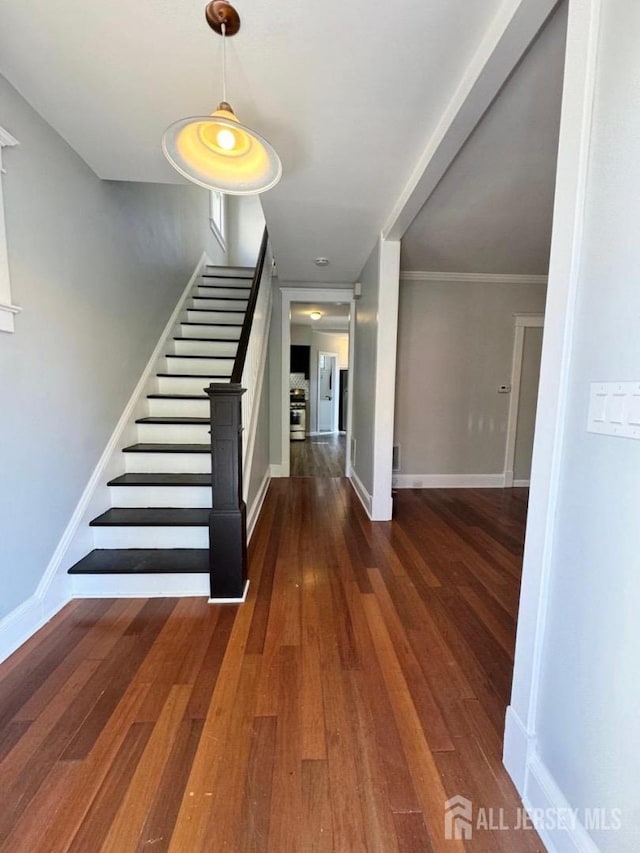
392,473,506,489
400,271,548,285
504,710,601,853
246,469,271,542
280,286,355,479
0,586,71,665
505,0,602,803
370,238,401,520
348,468,372,518
241,265,272,498
0,126,20,332
209,579,250,605
513,479,531,487
42,253,210,593
504,314,544,487
383,0,558,239
270,463,288,478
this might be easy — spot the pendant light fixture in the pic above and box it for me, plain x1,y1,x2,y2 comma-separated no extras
162,1,282,195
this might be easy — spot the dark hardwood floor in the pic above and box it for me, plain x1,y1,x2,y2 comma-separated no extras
0,481,542,852
290,433,346,477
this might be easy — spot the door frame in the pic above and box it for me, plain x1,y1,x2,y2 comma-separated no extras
317,351,339,434
504,314,544,487
280,287,355,478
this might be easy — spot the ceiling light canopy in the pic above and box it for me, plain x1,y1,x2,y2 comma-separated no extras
162,1,282,196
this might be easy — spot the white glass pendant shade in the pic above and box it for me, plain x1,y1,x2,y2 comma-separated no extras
162,105,282,195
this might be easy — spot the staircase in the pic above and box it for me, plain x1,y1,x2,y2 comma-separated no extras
67,263,255,586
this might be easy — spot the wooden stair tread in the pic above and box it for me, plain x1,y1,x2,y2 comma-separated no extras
90,508,210,527
180,322,244,327
108,473,211,486
191,296,248,302
172,337,239,343
123,443,210,453
147,393,208,400
156,373,230,379
68,548,209,574
135,417,209,425
186,308,246,314
164,354,235,360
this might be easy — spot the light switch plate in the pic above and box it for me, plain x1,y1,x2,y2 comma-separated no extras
587,382,640,440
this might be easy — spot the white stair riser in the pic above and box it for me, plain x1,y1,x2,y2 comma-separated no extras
186,310,244,325
93,526,209,548
195,286,251,299
125,452,210,473
146,398,210,418
172,339,237,357
163,357,233,376
109,485,211,508
157,376,229,395
204,268,253,279
72,573,210,597
137,423,210,443
180,324,240,340
190,298,248,311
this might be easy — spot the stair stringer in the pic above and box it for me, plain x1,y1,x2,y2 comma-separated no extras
42,253,212,601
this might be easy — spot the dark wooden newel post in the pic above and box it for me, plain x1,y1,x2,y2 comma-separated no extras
206,382,247,600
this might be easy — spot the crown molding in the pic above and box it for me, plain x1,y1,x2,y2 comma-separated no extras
400,270,548,285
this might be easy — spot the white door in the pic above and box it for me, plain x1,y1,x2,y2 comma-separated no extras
318,353,336,432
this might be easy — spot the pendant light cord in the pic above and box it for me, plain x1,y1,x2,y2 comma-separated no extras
221,22,227,103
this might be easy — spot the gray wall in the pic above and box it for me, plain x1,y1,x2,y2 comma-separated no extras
532,5,640,849
394,280,546,476
0,75,222,619
227,196,265,268
351,244,380,494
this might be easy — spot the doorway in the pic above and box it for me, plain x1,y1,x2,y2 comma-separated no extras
317,352,338,433
281,289,354,478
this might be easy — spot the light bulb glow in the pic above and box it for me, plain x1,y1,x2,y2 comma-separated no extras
309,311,322,321
216,128,236,150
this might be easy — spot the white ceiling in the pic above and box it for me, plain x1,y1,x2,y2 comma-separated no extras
401,2,567,275
291,302,350,330
0,0,509,283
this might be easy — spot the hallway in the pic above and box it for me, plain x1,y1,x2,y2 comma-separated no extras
290,434,346,477
0,480,541,852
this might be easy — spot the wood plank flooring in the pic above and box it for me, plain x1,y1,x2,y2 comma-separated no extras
0,481,543,851
290,434,346,477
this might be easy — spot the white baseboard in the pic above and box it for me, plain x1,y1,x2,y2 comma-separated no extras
514,479,531,487
0,587,72,664
209,579,250,605
247,469,271,542
349,468,373,518
270,463,289,478
504,705,600,853
392,473,507,488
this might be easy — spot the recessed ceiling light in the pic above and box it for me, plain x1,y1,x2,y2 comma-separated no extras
315,257,330,266
309,311,322,321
